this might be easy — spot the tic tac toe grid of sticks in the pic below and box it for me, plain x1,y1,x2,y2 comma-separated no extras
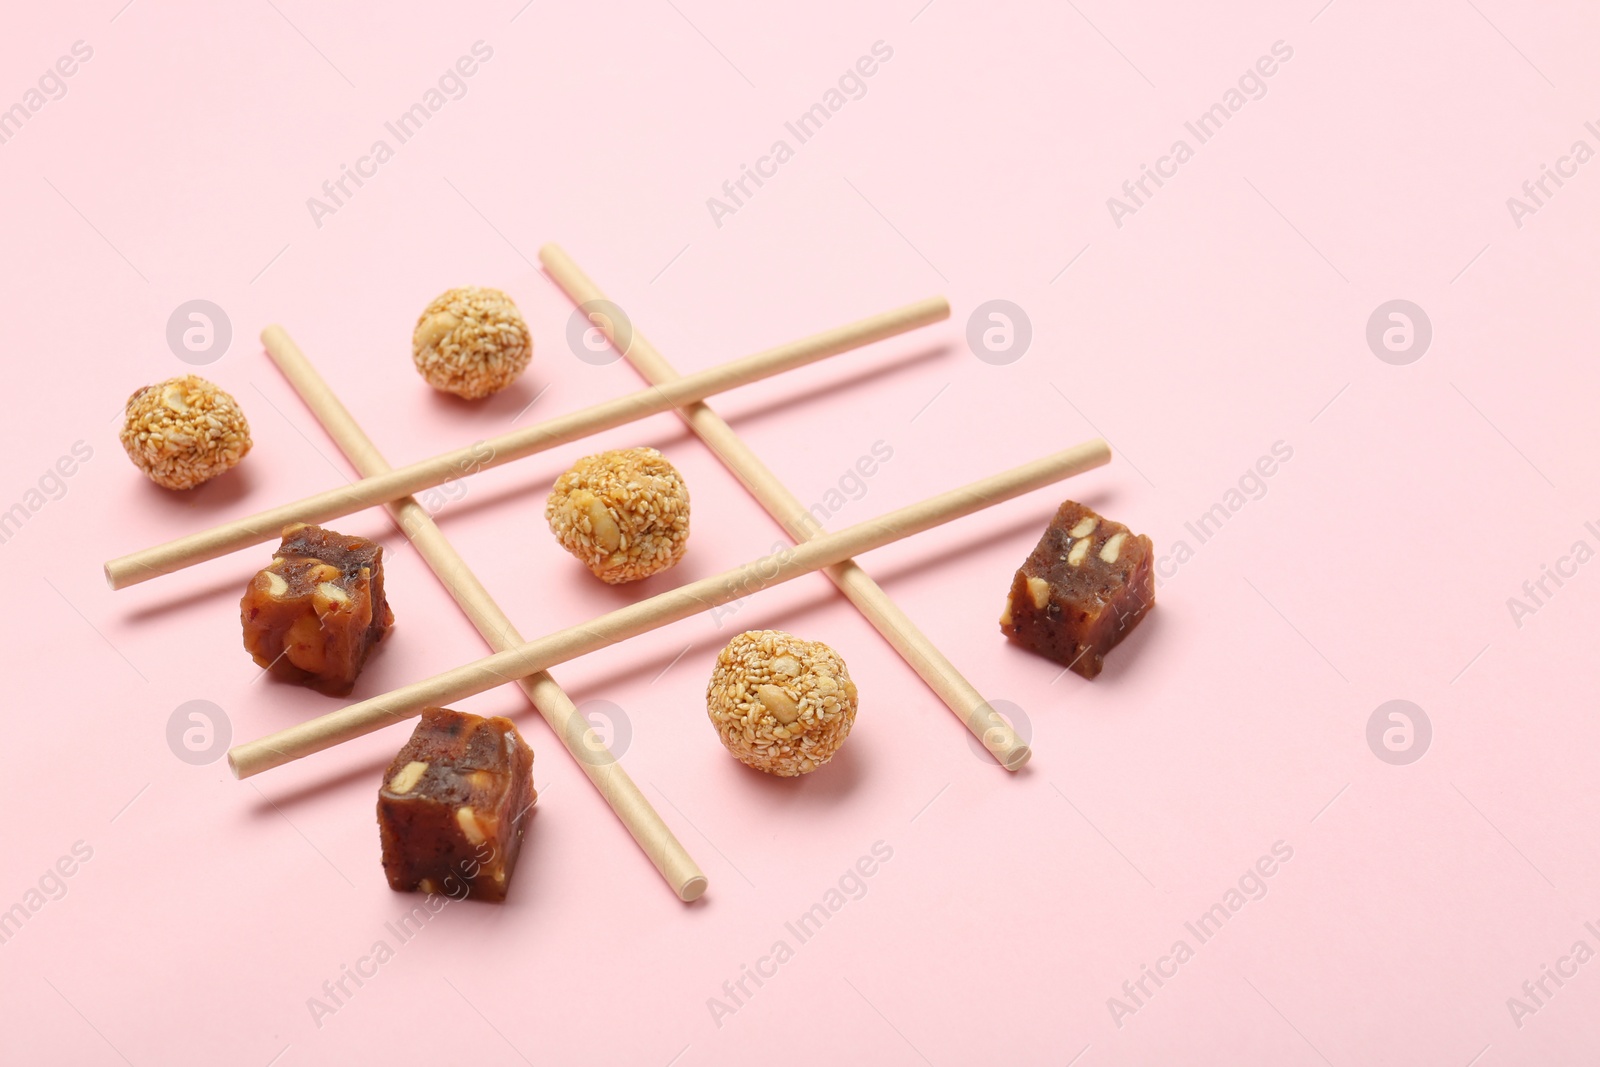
104,245,1111,902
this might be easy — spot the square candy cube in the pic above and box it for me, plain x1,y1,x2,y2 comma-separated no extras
239,523,393,696
377,708,536,902
1000,501,1154,679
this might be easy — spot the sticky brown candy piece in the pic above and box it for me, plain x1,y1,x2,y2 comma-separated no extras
999,500,1154,679
377,708,536,903
239,523,393,696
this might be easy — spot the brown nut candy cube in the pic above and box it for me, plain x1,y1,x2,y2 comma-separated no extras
239,523,393,696
378,708,536,902
1000,501,1154,679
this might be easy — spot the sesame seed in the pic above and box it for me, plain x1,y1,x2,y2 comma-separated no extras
545,447,690,584
705,630,858,777
411,287,532,399
118,375,251,490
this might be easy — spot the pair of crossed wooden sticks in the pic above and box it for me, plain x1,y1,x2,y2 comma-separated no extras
105,246,1110,900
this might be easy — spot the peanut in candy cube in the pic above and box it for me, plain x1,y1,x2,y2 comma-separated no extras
1000,501,1154,679
239,523,393,696
377,708,536,903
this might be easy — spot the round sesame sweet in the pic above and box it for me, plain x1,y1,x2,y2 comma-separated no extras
545,447,690,583
119,375,252,490
706,630,859,777
411,286,533,398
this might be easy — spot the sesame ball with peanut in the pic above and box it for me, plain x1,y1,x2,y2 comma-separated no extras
706,630,859,777
545,447,690,584
119,375,252,490
411,286,533,398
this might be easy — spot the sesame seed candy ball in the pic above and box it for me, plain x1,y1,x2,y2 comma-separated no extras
411,286,533,398
119,375,252,490
706,630,859,777
545,447,690,584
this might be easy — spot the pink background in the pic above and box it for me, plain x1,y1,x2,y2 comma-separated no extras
3,0,1597,1063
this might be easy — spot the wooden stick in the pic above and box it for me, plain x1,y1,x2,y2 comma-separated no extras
104,297,950,590
262,326,708,902
228,439,1110,778
540,245,1033,770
